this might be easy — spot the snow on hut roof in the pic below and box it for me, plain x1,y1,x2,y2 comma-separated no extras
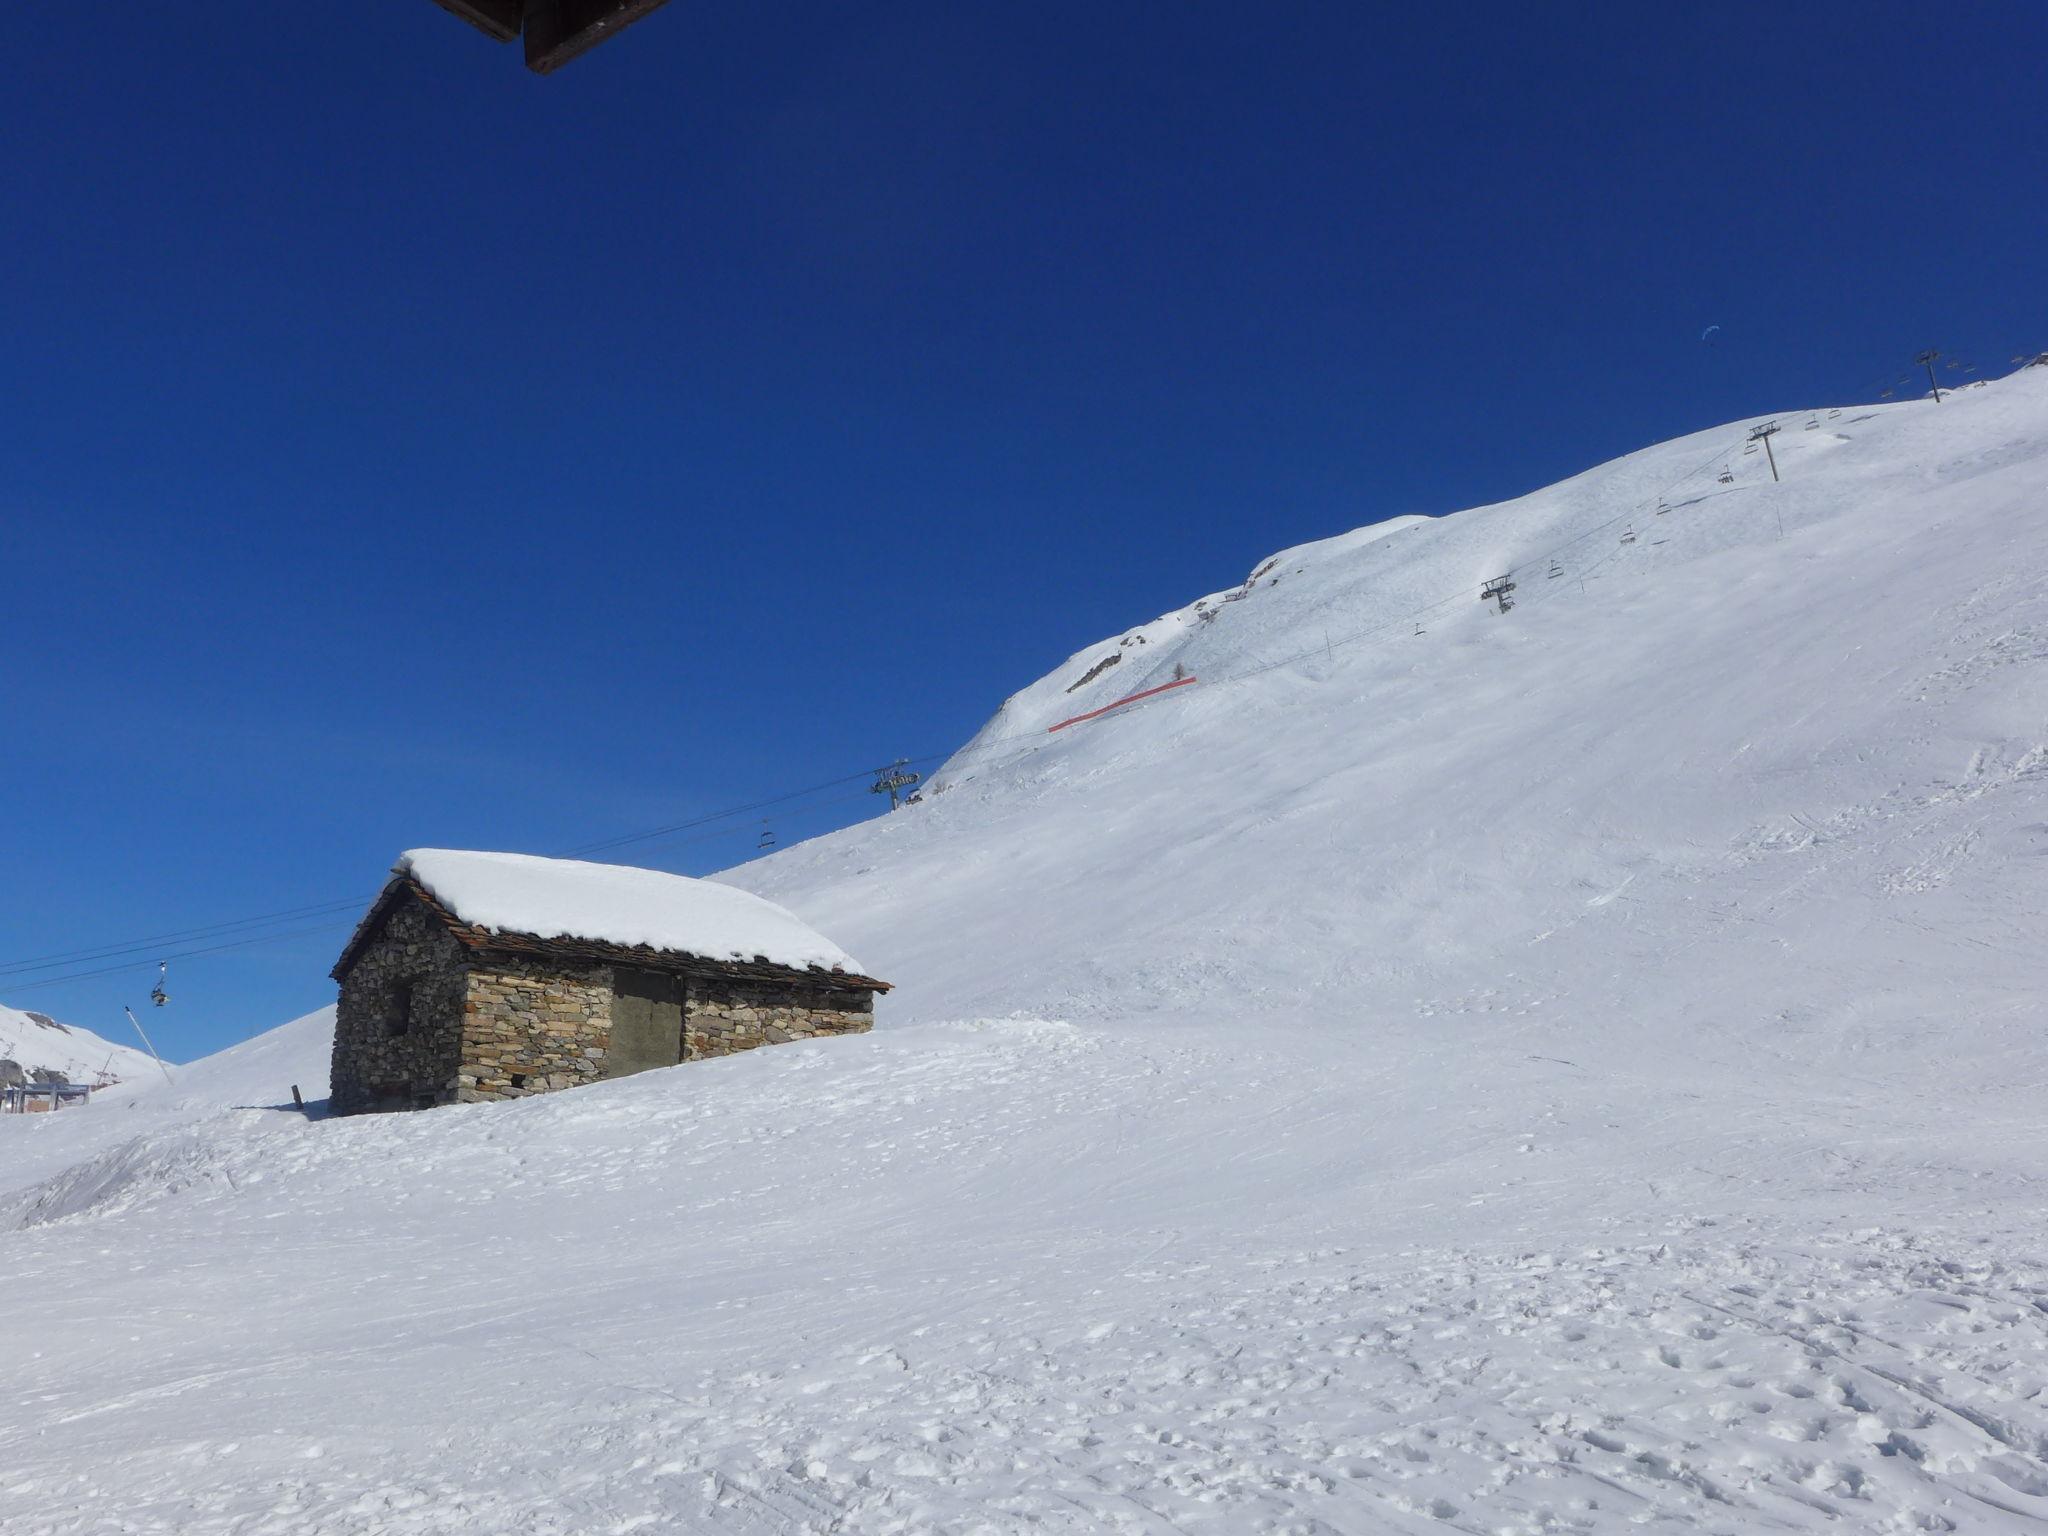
397,849,864,975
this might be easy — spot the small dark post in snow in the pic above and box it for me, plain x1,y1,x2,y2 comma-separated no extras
1916,349,1943,403
1749,422,1782,484
292,1084,304,1110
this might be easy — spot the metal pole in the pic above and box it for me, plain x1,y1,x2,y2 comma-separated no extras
1916,349,1942,403
1749,423,1781,484
124,1006,176,1086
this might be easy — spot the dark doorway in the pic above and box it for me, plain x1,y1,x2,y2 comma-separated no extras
605,968,685,1080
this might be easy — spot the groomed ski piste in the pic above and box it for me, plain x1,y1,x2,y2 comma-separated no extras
5,369,2047,1534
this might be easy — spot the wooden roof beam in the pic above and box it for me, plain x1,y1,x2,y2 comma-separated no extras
429,0,522,43
523,0,675,74
426,0,676,73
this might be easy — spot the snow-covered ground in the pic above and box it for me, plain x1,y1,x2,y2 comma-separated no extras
4,370,2046,1534
0,1006,331,1206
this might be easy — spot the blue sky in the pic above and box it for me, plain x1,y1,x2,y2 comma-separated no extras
4,2,2041,1059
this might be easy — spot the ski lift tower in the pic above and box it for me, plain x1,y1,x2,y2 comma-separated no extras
870,760,922,811
1748,422,1782,483
1915,348,1943,403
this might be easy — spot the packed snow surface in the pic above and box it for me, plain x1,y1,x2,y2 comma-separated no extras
397,848,864,973
5,370,2048,1534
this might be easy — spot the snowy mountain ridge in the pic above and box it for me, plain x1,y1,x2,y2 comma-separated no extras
0,1001,158,1089
940,394,1931,776
4,368,2048,1534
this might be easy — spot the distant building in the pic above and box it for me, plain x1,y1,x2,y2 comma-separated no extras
1,1082,93,1113
329,850,888,1114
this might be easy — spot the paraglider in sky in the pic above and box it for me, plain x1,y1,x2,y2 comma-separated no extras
1701,324,1722,344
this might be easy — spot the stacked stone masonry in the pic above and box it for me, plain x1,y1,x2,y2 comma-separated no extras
459,958,612,1103
329,897,471,1114
685,977,873,1060
330,887,878,1113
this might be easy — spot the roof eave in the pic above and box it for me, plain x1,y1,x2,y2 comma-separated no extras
335,874,890,993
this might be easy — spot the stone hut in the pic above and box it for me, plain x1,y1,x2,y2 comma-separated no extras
329,849,888,1114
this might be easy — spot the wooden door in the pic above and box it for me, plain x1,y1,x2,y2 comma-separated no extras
604,968,685,1079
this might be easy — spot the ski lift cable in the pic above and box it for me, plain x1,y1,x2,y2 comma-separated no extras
0,896,377,977
3,404,1893,997
1504,436,1744,586
0,785,896,994
0,424,1776,1000
0,773,907,982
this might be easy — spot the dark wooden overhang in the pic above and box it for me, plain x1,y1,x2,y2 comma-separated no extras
331,875,891,994
429,0,675,75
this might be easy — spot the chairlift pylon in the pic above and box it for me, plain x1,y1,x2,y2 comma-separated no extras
869,759,922,810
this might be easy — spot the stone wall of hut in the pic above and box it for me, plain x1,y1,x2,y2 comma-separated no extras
683,976,874,1061
457,958,612,1102
330,897,470,1114
336,899,878,1111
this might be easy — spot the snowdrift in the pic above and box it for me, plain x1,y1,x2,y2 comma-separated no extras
5,370,2047,1535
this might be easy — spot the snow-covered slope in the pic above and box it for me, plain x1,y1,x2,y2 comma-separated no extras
4,370,2047,1535
0,1006,332,1205
0,1001,157,1088
741,376,2047,1051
